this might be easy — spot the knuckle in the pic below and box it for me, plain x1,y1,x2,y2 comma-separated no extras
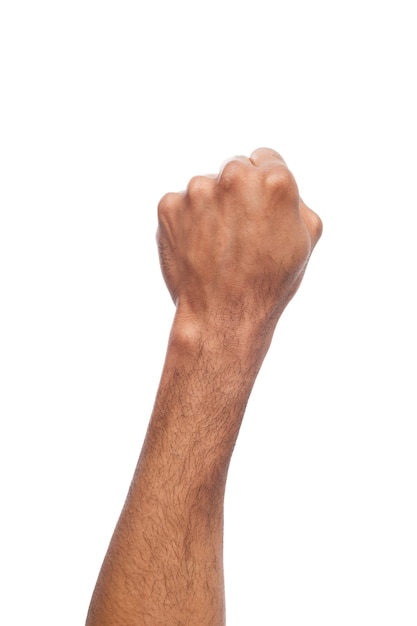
219,160,247,188
264,165,297,197
186,175,213,201
157,192,180,222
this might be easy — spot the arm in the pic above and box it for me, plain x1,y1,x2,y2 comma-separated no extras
86,147,322,625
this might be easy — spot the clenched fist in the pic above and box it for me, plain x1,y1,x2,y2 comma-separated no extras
157,148,322,339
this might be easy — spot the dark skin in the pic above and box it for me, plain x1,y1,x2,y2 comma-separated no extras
86,147,323,625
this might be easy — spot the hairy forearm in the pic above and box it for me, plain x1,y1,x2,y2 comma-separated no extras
164,313,267,437
86,316,270,626
86,147,322,626
87,148,321,626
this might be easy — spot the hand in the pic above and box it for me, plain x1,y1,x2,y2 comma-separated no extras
157,147,322,336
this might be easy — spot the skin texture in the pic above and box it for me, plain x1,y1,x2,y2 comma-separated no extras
86,147,322,625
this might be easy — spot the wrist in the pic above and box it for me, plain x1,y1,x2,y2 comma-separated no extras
169,305,275,369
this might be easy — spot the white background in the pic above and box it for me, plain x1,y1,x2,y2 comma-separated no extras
1,1,416,624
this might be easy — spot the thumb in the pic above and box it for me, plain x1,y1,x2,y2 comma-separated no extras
300,199,323,249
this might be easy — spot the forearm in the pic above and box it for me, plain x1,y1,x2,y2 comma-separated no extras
86,147,322,626
150,314,271,482
86,315,270,626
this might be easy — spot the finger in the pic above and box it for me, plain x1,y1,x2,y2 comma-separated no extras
249,147,287,168
186,174,216,202
300,199,323,248
157,191,183,222
216,155,252,189
218,154,252,176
